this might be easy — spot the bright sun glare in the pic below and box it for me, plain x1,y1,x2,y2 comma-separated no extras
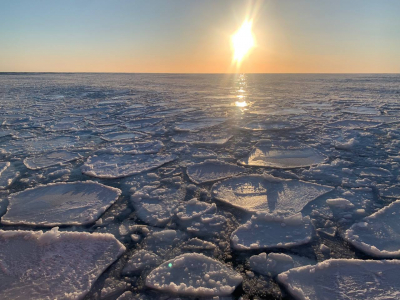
231,20,255,63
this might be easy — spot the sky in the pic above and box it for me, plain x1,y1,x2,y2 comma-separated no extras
1,0,399,73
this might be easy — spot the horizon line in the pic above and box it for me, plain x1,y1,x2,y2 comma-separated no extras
0,72,399,75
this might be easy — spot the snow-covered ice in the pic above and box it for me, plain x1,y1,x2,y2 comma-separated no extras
146,253,242,296
2,181,121,226
0,228,125,300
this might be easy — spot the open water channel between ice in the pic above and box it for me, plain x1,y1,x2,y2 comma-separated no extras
1,73,400,299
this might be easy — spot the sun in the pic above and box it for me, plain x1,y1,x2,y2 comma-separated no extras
231,20,255,63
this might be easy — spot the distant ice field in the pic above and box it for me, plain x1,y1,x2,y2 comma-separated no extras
0,73,400,299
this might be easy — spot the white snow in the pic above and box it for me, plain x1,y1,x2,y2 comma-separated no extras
146,253,242,296
82,153,176,179
212,175,332,215
344,200,400,257
0,228,125,300
277,259,400,300
2,181,121,226
231,213,314,250
186,160,245,184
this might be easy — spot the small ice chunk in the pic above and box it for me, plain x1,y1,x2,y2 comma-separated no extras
327,119,381,129
23,150,80,170
183,238,216,250
174,118,226,132
344,200,400,257
326,198,355,209
82,153,176,179
0,228,125,300
146,253,242,296
240,121,298,131
100,131,147,142
94,141,164,155
231,213,314,250
277,259,400,300
2,181,121,226
187,160,245,184
212,175,332,215
172,132,233,145
122,250,161,275
176,199,216,221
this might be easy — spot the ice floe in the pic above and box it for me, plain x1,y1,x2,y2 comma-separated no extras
344,200,400,258
174,117,226,132
101,131,147,142
186,160,245,184
122,250,161,275
239,120,298,131
95,140,164,155
146,253,242,296
82,153,176,179
231,213,314,250
277,259,400,300
2,181,121,226
23,150,81,170
0,228,125,300
212,175,332,215
172,132,233,145
239,141,326,168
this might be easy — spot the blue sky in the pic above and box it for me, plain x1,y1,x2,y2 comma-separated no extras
1,0,399,73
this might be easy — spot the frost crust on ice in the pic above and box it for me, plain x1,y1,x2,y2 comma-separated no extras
23,150,81,170
82,153,176,178
146,253,242,296
231,213,314,250
344,200,400,257
0,228,125,300
277,259,400,300
212,175,332,214
2,181,121,226
186,160,245,184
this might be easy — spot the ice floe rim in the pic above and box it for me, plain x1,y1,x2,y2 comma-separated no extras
1,181,122,227
22,150,82,170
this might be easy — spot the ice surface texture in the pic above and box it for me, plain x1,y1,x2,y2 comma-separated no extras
231,213,313,250
212,175,332,214
82,153,176,179
2,181,121,226
23,150,80,170
0,228,125,300
344,200,400,257
277,259,400,300
239,141,326,168
146,253,242,296
186,160,245,184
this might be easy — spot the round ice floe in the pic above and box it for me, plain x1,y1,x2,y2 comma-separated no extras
124,118,163,129
0,162,19,190
100,131,147,142
238,141,326,168
95,141,164,155
327,119,382,129
174,118,227,132
2,181,121,226
342,106,380,115
240,121,298,131
146,253,242,296
212,175,332,215
82,153,176,179
0,228,125,300
122,250,161,275
231,213,314,250
277,259,400,300
23,150,81,170
172,132,233,145
186,160,245,184
176,199,216,221
344,200,400,258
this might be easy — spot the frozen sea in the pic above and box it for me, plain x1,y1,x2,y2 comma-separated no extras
1,73,400,299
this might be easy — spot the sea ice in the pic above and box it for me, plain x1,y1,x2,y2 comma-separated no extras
122,250,161,275
2,181,121,226
212,175,332,215
231,213,314,250
186,160,245,184
327,119,382,129
239,120,298,131
82,153,176,179
344,200,400,257
172,132,233,145
277,259,400,300
0,228,125,300
174,117,226,132
124,118,163,129
95,141,164,155
146,253,242,296
239,141,326,168
100,131,147,142
176,199,216,222
23,150,80,170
